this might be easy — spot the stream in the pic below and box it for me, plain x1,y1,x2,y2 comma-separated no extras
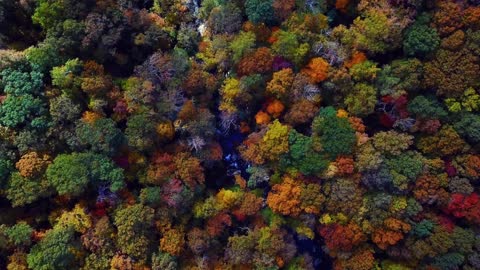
217,129,331,269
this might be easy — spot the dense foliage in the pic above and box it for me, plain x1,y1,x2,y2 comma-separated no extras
1,0,480,269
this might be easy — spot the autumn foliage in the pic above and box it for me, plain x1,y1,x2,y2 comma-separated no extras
1,0,480,269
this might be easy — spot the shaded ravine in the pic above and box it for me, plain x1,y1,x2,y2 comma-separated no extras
192,0,331,266
215,124,332,269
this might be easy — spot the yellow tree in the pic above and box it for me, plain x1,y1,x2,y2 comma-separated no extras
266,68,294,99
259,120,290,161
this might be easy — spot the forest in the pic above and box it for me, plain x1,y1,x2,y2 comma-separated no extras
1,0,480,269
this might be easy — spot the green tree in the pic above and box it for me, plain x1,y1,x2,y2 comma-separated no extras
25,41,65,74
125,114,157,152
372,130,413,156
139,187,162,207
27,227,76,270
349,60,380,82
412,220,434,238
407,95,448,119
0,65,43,96
75,118,125,156
199,0,225,19
245,0,275,25
51,58,83,96
403,14,440,57
312,107,356,158
176,25,201,55
385,151,424,190
271,30,309,65
453,113,480,144
46,152,124,196
152,252,178,270
31,0,66,30
433,253,465,270
6,172,45,207
46,154,88,196
376,58,423,97
87,153,125,191
344,83,377,116
0,94,48,129
46,19,85,57
230,31,256,63
0,62,49,130
4,221,33,246
280,129,328,176
386,151,423,180
114,204,155,261
445,88,480,113
49,96,82,124
0,158,13,189
351,12,392,54
225,233,256,265
452,227,475,254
